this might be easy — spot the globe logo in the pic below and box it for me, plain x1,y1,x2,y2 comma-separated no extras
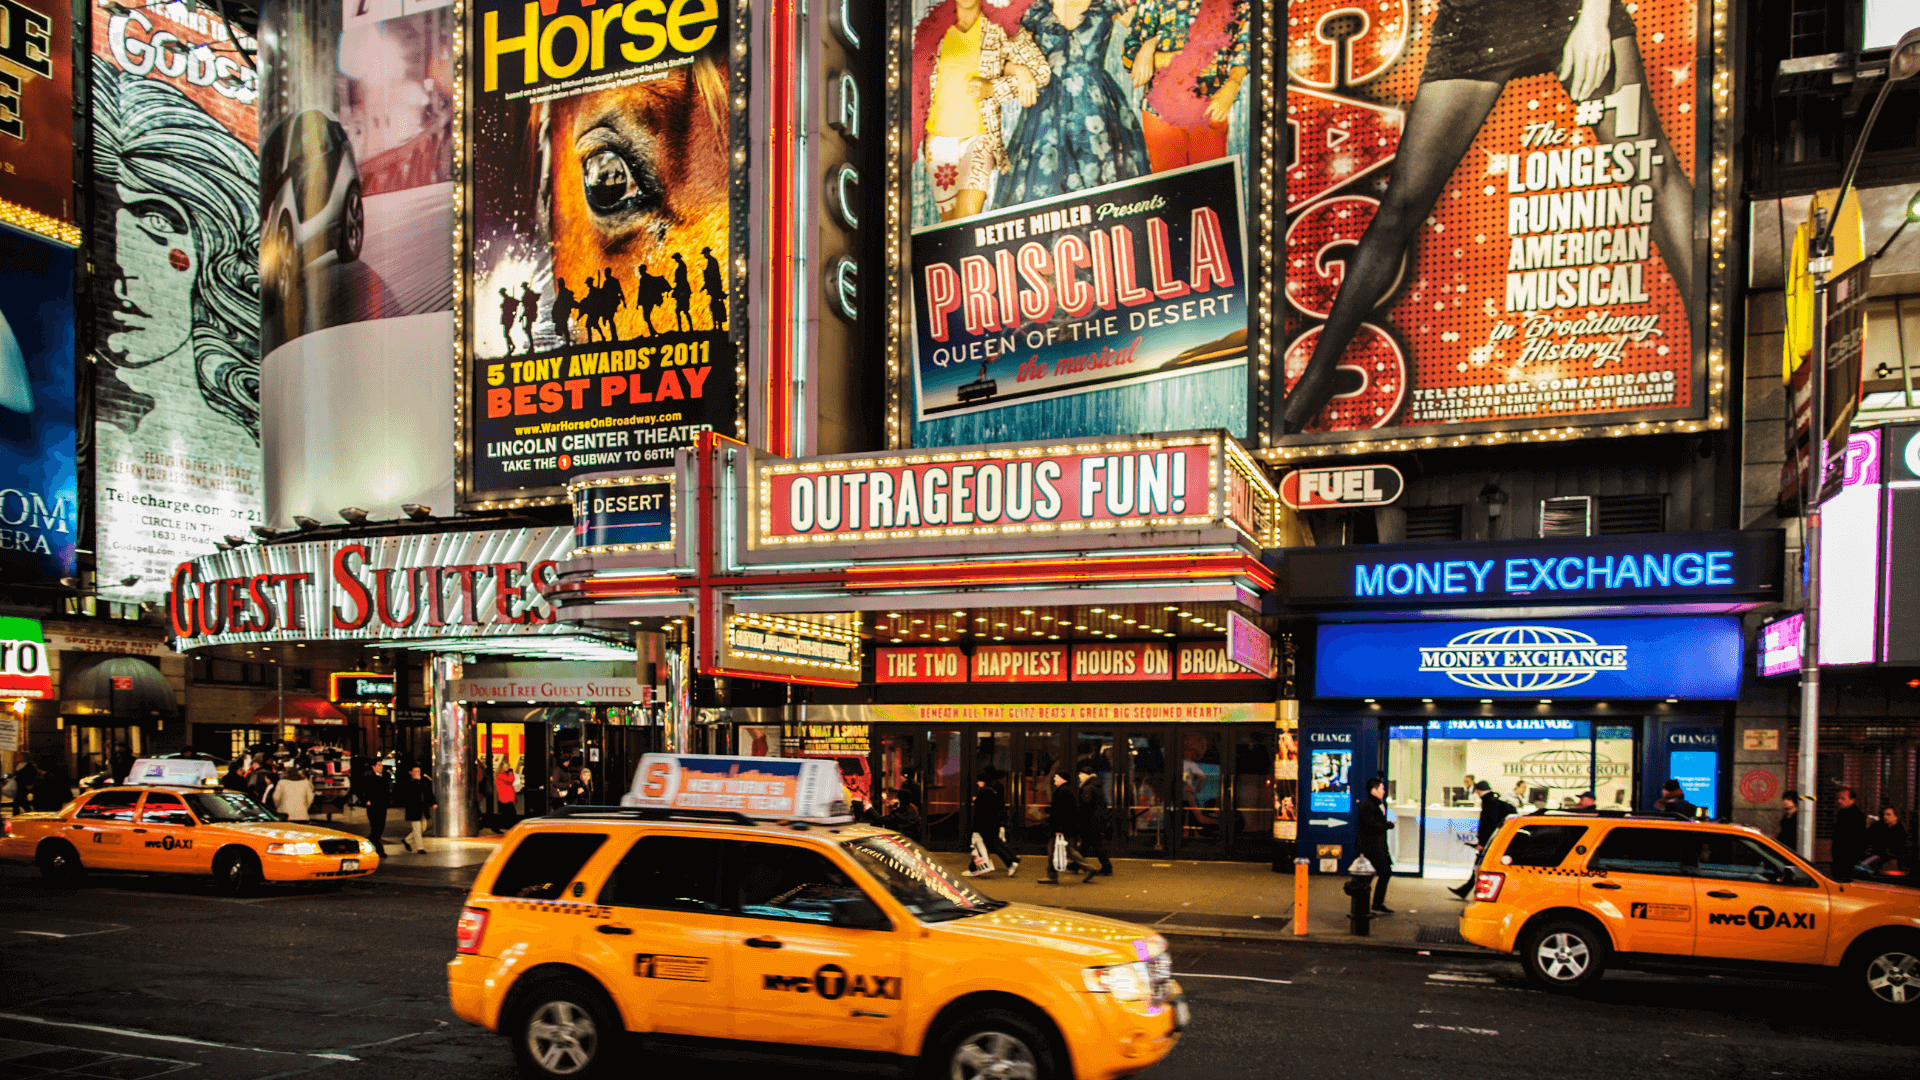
1417,625,1628,692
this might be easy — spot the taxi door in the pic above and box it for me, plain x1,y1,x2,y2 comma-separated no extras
68,791,143,869
1686,830,1831,964
133,792,214,873
584,833,735,1037
1581,826,1696,955
725,839,905,1054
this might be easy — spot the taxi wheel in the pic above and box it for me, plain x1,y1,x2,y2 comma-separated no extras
932,1009,1056,1080
214,850,262,898
1521,919,1608,991
38,841,83,887
511,979,617,1080
1847,934,1920,1009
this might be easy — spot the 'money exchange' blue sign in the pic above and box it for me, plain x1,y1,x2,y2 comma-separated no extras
1275,530,1783,608
1315,617,1744,700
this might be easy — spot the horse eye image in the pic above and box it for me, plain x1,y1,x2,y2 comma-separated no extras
579,148,656,216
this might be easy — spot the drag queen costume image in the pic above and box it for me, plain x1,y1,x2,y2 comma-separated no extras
992,0,1151,209
1282,0,1695,432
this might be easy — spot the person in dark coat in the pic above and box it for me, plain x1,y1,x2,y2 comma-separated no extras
110,746,135,784
964,768,1019,878
1450,780,1515,898
1076,761,1114,883
1654,778,1701,820
1356,777,1394,914
1776,791,1802,848
10,758,40,816
878,788,922,835
1832,786,1869,880
395,764,437,854
355,759,393,856
1040,771,1079,885
29,763,72,813
1866,805,1908,873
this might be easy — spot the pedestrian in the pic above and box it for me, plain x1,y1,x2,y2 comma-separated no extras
396,764,437,854
1653,778,1701,820
1039,771,1079,885
550,759,574,808
1357,777,1394,914
1076,761,1114,882
1866,806,1908,872
9,757,40,816
1776,790,1802,847
1450,780,1515,899
1573,790,1597,811
29,761,71,813
1832,786,1869,879
963,768,1019,878
355,759,392,856
878,788,923,835
493,763,521,834
272,767,314,822
110,745,135,784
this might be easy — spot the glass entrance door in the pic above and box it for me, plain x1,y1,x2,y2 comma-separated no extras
1386,725,1425,874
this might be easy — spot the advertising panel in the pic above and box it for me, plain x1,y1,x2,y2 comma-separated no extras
568,472,675,555
0,616,54,698
1176,641,1263,681
164,526,589,651
1225,610,1272,677
710,611,861,686
0,226,76,580
1818,429,1880,665
905,0,1256,446
1314,617,1744,700
0,0,75,241
876,646,969,683
1277,530,1784,608
1757,612,1803,678
1278,465,1403,510
91,0,263,603
466,0,740,500
258,0,458,526
1282,0,1703,444
971,644,1067,683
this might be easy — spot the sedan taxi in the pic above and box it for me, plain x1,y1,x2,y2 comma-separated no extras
1,778,379,895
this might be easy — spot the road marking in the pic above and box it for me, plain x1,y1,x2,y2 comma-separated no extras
0,1013,360,1061
1172,972,1293,985
1428,971,1498,984
1413,1023,1500,1036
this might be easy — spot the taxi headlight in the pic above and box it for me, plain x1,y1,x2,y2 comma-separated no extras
358,839,375,854
1083,961,1152,1001
266,842,319,856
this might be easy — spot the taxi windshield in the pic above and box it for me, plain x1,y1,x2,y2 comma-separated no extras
843,833,1004,922
185,791,279,823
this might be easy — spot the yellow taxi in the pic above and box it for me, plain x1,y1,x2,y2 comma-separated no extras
1458,810,1920,1008
0,765,379,895
447,754,1185,1080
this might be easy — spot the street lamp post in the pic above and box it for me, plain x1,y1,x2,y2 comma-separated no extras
1797,27,1920,861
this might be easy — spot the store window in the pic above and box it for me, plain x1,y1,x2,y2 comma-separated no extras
1388,719,1636,876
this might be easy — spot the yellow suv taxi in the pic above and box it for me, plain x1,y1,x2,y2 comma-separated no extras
447,807,1186,1080
1459,811,1920,1008
0,784,378,894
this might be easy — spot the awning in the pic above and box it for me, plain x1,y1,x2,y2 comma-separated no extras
250,696,350,725
60,655,176,718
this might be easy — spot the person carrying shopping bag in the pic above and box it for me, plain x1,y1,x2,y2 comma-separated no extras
1039,771,1078,885
963,768,1019,877
396,764,438,853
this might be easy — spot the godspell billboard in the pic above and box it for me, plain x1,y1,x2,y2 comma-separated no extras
902,0,1266,449
1281,0,1706,447
90,0,263,604
465,0,743,503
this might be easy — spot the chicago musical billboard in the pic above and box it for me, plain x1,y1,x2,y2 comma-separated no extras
1282,0,1704,445
466,0,742,501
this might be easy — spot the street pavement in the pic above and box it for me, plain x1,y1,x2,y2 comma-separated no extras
1,863,1915,1079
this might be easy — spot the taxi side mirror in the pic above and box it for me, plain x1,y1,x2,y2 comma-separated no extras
828,895,892,932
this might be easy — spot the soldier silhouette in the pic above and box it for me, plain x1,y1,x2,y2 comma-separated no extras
498,287,520,354
670,253,693,332
551,278,576,345
701,246,726,330
519,281,539,349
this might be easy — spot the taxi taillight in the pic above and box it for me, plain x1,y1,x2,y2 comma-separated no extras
1473,871,1505,902
456,907,489,955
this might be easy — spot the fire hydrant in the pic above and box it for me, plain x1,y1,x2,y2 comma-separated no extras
1344,855,1376,936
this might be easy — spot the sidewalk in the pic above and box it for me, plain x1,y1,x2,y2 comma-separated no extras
328,804,1486,952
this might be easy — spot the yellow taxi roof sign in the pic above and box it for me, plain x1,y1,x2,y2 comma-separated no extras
126,758,220,787
620,754,851,824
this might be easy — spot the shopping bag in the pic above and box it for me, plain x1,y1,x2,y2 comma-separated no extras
1050,832,1069,872
968,832,993,874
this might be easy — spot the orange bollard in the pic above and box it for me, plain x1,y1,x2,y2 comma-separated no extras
1293,857,1309,936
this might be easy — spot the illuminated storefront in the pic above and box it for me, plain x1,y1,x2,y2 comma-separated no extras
1275,530,1785,876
